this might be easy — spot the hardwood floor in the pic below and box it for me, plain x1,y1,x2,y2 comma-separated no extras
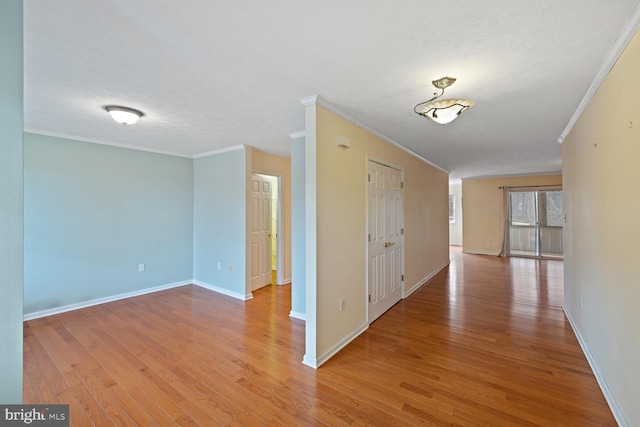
23,247,616,426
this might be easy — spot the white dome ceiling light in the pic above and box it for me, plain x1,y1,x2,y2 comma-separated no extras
414,77,474,125
104,105,144,125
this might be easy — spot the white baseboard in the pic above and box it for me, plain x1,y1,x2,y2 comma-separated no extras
23,280,192,321
278,277,292,286
563,304,628,427
303,322,369,369
462,249,501,256
404,260,450,298
289,310,306,321
192,280,252,301
302,354,318,368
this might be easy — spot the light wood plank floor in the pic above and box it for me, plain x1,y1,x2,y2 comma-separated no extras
23,247,616,426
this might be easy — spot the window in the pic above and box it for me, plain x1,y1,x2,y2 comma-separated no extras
540,191,564,227
449,193,455,223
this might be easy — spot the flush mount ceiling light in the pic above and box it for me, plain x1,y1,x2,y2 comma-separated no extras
104,105,144,125
414,77,474,125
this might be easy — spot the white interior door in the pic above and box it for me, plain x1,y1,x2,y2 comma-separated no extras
251,174,272,290
368,160,403,323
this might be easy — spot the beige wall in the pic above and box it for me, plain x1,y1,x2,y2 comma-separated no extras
562,27,640,426
312,106,449,361
251,148,292,284
462,174,562,255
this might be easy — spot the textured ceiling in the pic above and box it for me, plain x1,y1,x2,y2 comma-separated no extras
24,0,640,179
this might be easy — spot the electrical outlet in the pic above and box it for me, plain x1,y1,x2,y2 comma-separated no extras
217,262,221,270
138,264,145,272
228,265,233,273
579,296,583,309
340,298,345,311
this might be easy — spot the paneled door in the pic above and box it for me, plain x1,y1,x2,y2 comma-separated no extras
368,160,404,323
251,174,272,290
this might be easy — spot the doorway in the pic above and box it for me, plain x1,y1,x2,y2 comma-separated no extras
250,173,282,291
507,187,563,259
367,159,404,323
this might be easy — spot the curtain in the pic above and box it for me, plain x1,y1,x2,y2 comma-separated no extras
498,186,510,257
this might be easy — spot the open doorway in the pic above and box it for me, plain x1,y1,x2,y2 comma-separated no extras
250,173,283,291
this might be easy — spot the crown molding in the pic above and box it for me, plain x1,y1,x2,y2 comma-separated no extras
298,95,448,173
558,3,640,143
192,144,246,159
288,130,306,139
24,129,282,160
24,128,193,158
460,170,563,181
299,95,318,106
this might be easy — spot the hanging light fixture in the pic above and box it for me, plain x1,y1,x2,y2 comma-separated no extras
414,77,474,125
104,105,144,125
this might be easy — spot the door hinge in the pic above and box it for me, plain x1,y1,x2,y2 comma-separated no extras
368,234,371,242
401,274,404,281
401,181,404,189
368,294,372,302
401,228,404,235
368,173,371,182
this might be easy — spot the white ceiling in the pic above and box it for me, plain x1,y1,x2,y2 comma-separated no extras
24,0,640,179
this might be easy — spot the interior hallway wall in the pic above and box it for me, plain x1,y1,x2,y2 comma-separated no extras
304,103,449,366
0,0,24,403
562,25,640,426
290,135,306,319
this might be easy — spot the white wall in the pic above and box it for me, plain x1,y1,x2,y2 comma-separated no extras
0,0,23,402
449,182,462,245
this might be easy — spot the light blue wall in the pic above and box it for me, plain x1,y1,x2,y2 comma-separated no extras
24,133,194,314
290,136,306,316
0,0,24,403
193,148,247,297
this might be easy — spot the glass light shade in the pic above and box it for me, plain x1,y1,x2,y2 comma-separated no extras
417,98,474,125
105,106,143,125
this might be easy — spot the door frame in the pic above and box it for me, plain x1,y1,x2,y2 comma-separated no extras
252,170,284,285
365,156,405,324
